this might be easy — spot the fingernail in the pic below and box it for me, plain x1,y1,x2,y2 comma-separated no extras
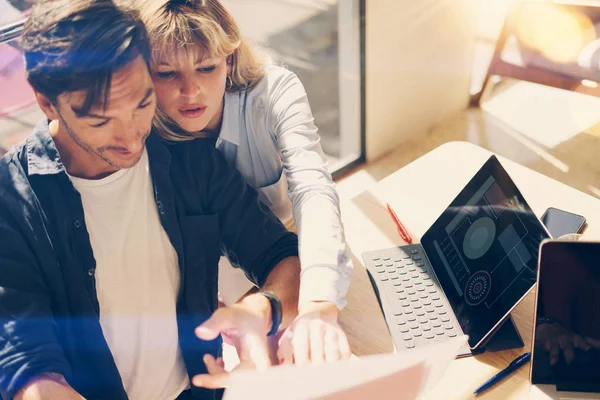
196,326,210,336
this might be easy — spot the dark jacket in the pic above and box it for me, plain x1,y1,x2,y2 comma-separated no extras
0,119,298,399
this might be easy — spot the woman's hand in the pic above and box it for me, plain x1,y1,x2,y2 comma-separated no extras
277,301,351,365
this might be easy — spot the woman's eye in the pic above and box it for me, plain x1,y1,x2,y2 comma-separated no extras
197,65,217,73
157,71,176,78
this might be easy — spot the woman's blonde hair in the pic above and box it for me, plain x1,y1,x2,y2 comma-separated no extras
138,0,266,141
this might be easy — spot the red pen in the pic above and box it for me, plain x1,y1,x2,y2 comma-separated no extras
386,203,413,244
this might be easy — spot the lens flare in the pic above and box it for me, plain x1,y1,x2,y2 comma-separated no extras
516,3,596,64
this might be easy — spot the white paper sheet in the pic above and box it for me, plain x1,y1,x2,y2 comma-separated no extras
223,336,467,400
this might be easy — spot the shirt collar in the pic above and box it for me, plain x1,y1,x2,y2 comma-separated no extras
26,118,66,176
218,91,240,146
26,119,171,177
145,131,171,166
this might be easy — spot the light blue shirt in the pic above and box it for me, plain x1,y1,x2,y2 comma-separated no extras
215,65,351,308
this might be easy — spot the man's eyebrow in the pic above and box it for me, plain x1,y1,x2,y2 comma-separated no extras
71,106,111,120
71,88,154,119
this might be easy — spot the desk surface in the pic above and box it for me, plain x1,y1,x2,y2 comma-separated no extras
338,141,600,400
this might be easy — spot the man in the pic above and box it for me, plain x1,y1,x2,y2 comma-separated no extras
0,1,302,399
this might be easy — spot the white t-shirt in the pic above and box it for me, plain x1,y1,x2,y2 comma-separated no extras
70,149,189,400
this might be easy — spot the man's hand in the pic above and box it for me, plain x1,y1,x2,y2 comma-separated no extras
192,293,273,389
277,301,351,365
536,322,600,365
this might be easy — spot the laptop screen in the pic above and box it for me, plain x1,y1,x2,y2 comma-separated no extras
531,241,600,392
421,156,549,349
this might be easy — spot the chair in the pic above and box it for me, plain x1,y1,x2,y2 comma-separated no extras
475,1,600,105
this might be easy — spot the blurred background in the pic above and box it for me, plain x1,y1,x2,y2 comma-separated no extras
0,0,363,171
3,0,600,199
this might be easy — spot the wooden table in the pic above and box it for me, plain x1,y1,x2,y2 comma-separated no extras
338,141,600,399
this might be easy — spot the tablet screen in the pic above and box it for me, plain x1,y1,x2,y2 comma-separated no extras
421,156,549,348
532,241,600,392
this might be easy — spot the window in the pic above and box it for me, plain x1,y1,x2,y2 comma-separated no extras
0,0,365,172
223,0,365,174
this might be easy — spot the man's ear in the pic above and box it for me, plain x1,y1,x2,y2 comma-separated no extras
34,91,59,120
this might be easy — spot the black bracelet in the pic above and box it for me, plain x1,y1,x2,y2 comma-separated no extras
257,291,283,336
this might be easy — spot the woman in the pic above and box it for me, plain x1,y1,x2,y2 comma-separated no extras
139,0,353,377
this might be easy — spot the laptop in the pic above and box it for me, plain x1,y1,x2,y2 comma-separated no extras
530,240,600,399
363,155,550,357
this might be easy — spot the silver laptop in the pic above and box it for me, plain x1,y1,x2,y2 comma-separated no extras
530,240,600,399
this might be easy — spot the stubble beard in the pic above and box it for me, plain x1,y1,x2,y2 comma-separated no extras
58,112,149,171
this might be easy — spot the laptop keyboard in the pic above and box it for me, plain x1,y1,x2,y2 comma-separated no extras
364,245,462,351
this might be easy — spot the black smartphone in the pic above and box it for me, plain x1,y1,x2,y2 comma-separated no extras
541,207,587,239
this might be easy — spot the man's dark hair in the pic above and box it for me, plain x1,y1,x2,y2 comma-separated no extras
21,0,151,114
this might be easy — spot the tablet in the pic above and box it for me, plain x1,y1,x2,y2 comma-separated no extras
420,156,550,348
531,240,600,393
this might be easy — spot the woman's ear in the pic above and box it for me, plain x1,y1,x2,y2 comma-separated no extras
226,55,233,75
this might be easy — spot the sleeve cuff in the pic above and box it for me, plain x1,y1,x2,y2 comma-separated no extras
248,233,299,287
298,265,350,310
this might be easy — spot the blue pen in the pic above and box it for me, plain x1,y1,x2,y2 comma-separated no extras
474,352,531,395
